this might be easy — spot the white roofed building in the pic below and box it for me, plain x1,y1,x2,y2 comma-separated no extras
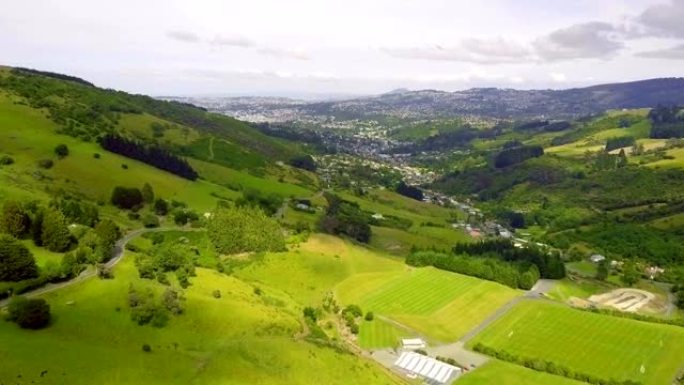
394,351,461,384
401,338,426,350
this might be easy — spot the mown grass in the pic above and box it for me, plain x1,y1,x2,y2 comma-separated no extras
0,236,403,385
235,234,403,306
358,318,414,349
469,300,684,385
338,267,520,343
457,360,586,385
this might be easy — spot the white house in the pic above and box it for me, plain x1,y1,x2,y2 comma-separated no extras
401,338,426,350
590,254,606,263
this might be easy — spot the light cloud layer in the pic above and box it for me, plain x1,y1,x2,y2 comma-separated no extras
1,0,684,96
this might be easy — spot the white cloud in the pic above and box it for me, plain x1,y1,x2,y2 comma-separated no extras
550,72,568,83
166,30,200,43
636,43,684,59
637,0,684,38
533,22,624,61
209,35,254,48
382,38,532,64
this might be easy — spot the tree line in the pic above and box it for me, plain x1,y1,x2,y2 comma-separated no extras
99,134,198,180
318,193,371,243
649,105,684,138
494,145,544,168
406,250,540,289
453,239,566,279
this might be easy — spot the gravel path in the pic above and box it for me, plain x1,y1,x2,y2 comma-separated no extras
0,227,203,307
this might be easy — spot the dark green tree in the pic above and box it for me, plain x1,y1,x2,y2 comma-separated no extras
620,261,641,287
1,201,31,238
154,198,169,215
41,208,71,252
142,183,155,204
54,144,69,158
0,234,38,281
596,260,609,281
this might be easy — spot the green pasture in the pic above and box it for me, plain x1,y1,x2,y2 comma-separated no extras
457,360,586,385
469,300,684,385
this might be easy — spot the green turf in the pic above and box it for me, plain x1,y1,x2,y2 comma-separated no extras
457,360,586,385
469,300,684,385
358,318,415,349
545,278,611,302
338,267,520,343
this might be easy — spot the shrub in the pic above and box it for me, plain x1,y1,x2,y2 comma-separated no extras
141,214,160,228
1,201,31,238
0,155,14,165
342,304,363,318
93,153,101,159
153,198,169,215
54,144,69,158
142,344,152,352
38,159,54,169
6,297,51,329
364,311,374,321
41,208,72,252
303,306,317,321
111,186,143,210
212,290,221,299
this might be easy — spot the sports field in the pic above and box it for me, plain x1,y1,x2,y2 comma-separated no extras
338,267,520,343
469,300,684,385
457,360,586,385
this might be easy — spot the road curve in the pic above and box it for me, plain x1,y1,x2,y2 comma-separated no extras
0,227,204,307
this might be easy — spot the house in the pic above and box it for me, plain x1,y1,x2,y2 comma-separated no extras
401,338,426,350
393,351,461,384
590,254,606,263
372,213,385,220
645,266,665,279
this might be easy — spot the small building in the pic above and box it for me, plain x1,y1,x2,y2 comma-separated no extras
401,338,426,350
590,254,606,263
372,213,385,220
394,351,461,384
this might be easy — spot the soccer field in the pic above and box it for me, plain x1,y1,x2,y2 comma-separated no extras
337,267,520,344
457,360,586,385
469,300,684,385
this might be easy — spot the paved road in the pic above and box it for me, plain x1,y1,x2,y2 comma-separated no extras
0,227,203,308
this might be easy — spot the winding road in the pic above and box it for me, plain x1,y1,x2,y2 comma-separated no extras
0,227,204,308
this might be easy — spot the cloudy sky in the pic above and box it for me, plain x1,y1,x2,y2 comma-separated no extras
2,0,684,96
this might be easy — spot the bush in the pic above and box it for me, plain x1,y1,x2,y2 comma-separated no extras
1,201,31,238
38,159,54,169
153,199,169,215
141,214,160,228
364,311,374,321
342,304,363,318
54,144,69,158
6,297,51,329
212,289,221,299
0,155,14,165
93,153,101,159
111,186,143,210
142,344,152,352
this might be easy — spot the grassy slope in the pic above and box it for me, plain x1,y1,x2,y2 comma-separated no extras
337,267,520,343
457,360,586,385
0,238,402,385
469,300,684,385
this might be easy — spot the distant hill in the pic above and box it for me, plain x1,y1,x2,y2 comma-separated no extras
301,78,684,120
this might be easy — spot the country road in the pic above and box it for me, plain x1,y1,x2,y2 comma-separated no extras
0,226,204,308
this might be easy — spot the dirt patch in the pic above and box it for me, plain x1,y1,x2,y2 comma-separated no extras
588,288,656,312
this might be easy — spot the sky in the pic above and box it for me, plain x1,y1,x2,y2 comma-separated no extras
2,0,684,97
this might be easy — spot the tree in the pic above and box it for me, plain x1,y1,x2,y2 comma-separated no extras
1,201,31,238
617,149,628,168
6,297,51,329
396,181,424,201
207,206,285,255
111,186,143,210
142,183,155,204
596,259,609,281
289,154,316,172
0,234,38,281
41,208,71,252
620,261,641,287
54,144,69,158
154,198,169,215
94,219,121,256
31,209,44,246
142,214,160,228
